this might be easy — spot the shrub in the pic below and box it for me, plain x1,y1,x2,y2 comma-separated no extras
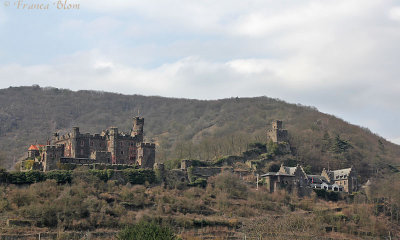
248,142,267,152
123,169,155,185
45,170,72,184
25,171,45,183
189,178,207,188
0,169,9,183
210,172,248,199
9,171,27,184
117,221,177,240
313,189,339,201
24,160,35,170
89,169,110,182
267,140,279,155
164,159,181,170
268,163,280,172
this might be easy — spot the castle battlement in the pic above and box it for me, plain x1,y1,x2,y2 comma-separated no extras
140,142,155,148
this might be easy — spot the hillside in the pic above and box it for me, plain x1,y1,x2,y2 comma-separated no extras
0,86,399,178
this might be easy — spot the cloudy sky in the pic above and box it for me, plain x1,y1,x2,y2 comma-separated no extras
0,0,399,143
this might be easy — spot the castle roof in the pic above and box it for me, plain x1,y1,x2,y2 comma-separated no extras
28,145,39,151
28,144,44,151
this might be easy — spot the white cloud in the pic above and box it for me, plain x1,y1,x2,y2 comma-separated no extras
389,137,400,145
0,52,276,98
230,1,376,37
389,6,400,21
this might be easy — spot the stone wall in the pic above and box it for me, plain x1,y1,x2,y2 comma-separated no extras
90,151,111,164
164,169,188,189
192,167,233,178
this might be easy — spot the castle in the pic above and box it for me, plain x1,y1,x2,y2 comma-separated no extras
23,117,155,171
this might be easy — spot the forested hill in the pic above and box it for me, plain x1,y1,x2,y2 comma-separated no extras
0,85,399,177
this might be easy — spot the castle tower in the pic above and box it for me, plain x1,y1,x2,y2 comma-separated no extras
132,117,144,141
267,120,288,143
137,142,155,168
28,145,40,159
71,127,79,158
109,127,118,164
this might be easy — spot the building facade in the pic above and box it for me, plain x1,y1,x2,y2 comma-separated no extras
321,168,358,193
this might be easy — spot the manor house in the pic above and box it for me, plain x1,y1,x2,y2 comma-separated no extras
24,117,155,171
262,164,358,194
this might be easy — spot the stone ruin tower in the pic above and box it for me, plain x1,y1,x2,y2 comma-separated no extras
267,120,288,143
131,116,144,142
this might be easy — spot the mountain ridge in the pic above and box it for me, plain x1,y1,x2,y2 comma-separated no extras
0,85,399,180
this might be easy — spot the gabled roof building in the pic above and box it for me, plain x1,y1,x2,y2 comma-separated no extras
321,167,357,193
263,164,358,194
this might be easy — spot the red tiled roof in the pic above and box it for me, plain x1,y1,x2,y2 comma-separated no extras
28,145,39,151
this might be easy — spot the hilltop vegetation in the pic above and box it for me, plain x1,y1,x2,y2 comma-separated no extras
0,86,399,179
1,168,400,239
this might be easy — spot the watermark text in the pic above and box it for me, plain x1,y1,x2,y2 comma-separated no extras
3,0,80,10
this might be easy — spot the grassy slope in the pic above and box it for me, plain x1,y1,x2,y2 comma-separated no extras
0,86,399,177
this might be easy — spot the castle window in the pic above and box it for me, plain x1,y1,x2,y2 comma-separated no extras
121,151,124,155
90,141,93,147
80,140,84,146
81,149,84,155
